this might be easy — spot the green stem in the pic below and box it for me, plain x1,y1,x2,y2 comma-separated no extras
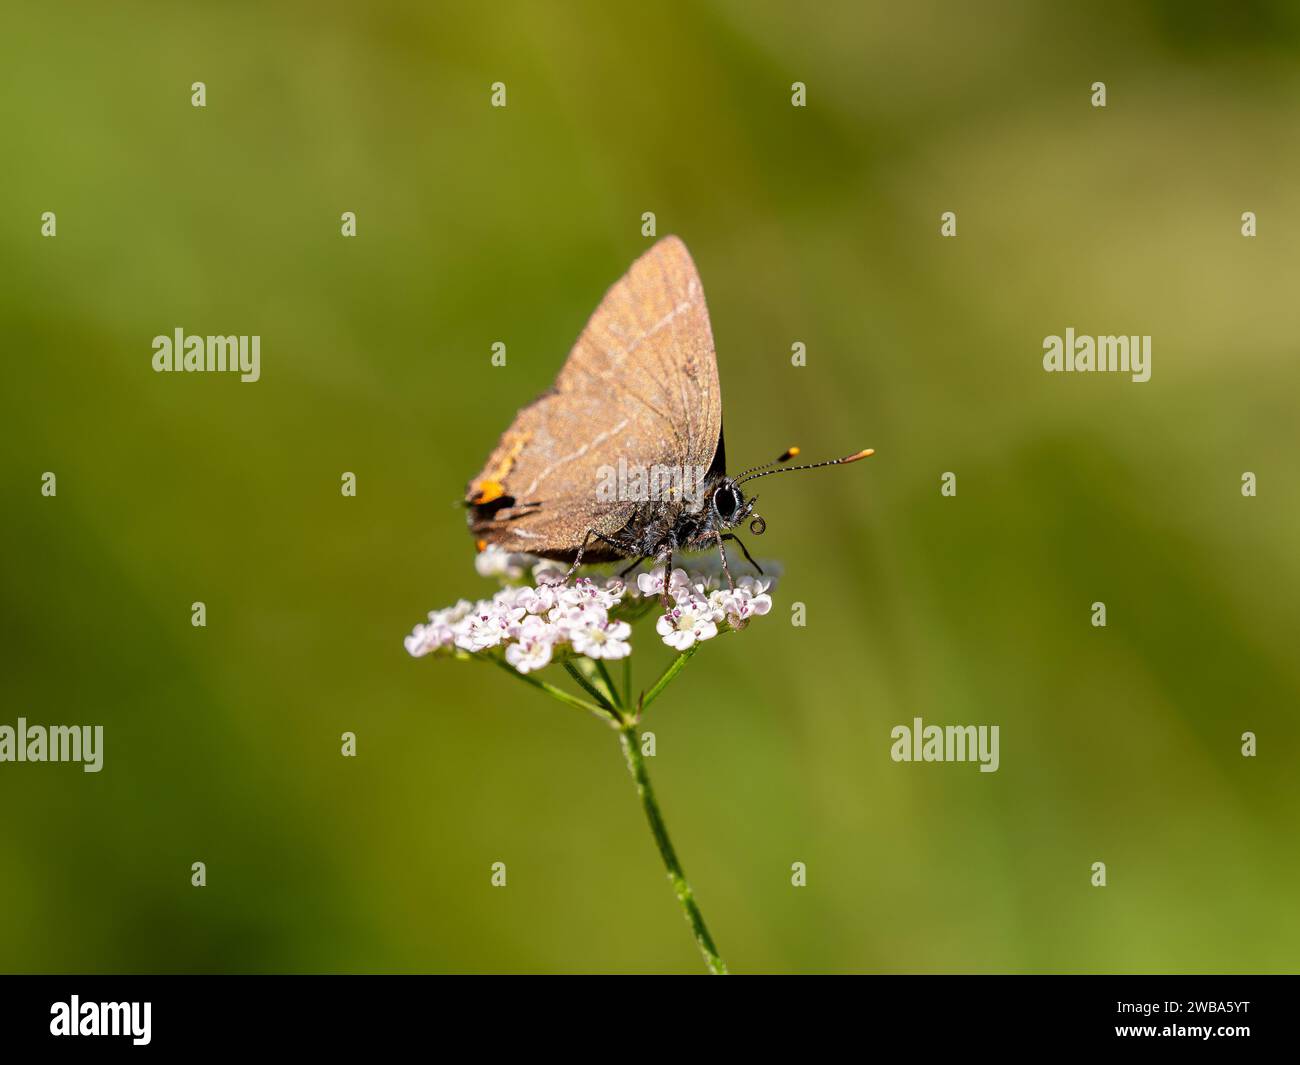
593,660,622,711
488,655,614,723
486,636,723,970
640,645,699,713
619,724,726,974
563,660,618,716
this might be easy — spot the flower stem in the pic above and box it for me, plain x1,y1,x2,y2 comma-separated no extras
618,724,727,974
593,659,621,711
487,655,614,723
640,645,699,713
488,640,724,970
563,659,618,715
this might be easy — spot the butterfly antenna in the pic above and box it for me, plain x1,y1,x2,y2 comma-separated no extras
736,448,873,486
734,445,803,482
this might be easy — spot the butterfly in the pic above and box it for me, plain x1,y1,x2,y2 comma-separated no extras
466,236,871,603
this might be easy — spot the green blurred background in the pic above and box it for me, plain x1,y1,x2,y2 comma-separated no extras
3,1,1298,973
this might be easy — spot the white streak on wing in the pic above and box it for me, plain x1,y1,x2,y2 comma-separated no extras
522,417,630,497
594,298,694,371
625,299,693,357
589,298,695,429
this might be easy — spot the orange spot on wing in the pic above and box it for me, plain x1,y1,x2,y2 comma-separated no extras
468,432,531,504
470,480,505,505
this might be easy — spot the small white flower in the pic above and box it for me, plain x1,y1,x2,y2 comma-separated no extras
636,566,693,600
428,601,474,643
475,545,537,581
456,602,524,651
531,559,569,585
710,582,772,629
505,627,555,673
491,586,528,610
548,602,609,640
684,571,717,599
405,599,475,656
512,583,561,615
567,575,626,610
403,624,439,657
555,583,590,609
655,598,719,650
572,618,632,660
432,599,474,625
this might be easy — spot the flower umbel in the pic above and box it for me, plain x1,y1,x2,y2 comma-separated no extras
405,548,777,671
405,545,781,974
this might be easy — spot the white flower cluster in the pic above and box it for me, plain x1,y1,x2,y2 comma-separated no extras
636,567,774,651
404,547,775,673
403,574,631,674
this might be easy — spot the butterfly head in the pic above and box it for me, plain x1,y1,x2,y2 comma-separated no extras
709,479,758,532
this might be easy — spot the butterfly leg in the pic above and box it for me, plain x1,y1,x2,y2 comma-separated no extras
548,529,598,586
618,555,649,579
700,530,758,592
550,529,634,586
659,546,674,610
720,533,764,576
708,531,736,591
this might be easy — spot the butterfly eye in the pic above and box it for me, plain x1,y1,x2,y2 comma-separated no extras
713,485,740,521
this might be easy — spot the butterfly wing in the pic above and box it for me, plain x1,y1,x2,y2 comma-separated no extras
467,236,723,560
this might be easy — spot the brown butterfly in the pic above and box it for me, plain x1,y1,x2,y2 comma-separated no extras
466,236,871,602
